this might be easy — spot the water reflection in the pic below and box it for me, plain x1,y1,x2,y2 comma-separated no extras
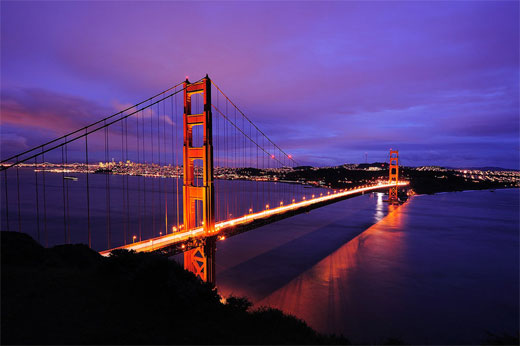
217,189,519,344
256,202,408,338
375,192,384,222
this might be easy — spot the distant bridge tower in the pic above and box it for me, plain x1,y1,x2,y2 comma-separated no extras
183,75,216,284
388,149,399,203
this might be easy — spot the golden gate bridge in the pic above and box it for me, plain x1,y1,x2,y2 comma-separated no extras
0,75,407,283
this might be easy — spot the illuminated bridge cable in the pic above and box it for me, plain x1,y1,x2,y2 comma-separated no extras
42,150,47,246
85,131,91,248
211,105,288,167
15,158,20,233
0,80,199,171
137,110,142,242
65,140,70,243
121,115,127,244
211,80,297,166
0,80,188,167
34,157,40,242
150,103,155,237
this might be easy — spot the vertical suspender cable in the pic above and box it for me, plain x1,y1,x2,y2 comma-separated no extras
42,150,47,246
34,157,40,242
85,132,91,248
4,169,9,231
16,158,21,233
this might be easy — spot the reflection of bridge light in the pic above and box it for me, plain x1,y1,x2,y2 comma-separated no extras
375,193,384,222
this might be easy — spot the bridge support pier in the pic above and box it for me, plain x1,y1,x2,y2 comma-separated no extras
182,75,216,284
184,236,216,284
389,149,399,203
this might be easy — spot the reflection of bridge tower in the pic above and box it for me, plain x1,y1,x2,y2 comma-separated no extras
183,75,216,284
388,149,399,203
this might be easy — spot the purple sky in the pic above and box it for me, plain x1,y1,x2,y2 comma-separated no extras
1,1,518,168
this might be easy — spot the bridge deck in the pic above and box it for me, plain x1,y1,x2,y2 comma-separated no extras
100,182,408,256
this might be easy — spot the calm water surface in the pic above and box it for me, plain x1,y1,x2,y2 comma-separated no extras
215,189,519,344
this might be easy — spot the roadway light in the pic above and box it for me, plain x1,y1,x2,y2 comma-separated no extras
280,201,283,206
292,198,295,203
132,235,137,243
266,204,269,210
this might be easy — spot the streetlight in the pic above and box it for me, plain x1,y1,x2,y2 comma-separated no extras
132,235,137,243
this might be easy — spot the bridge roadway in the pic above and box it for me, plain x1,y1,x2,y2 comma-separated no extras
100,181,409,256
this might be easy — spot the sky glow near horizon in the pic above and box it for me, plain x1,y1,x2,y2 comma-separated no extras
1,1,518,169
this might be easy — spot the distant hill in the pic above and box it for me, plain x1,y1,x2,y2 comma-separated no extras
445,166,519,172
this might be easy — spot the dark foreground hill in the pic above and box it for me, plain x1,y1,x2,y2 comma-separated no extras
1,232,349,345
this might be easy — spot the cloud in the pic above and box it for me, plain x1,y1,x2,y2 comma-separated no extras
1,1,518,168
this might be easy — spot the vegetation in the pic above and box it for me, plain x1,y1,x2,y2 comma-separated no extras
1,232,349,345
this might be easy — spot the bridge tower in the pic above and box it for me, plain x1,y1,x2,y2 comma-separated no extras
388,149,399,203
183,75,216,284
